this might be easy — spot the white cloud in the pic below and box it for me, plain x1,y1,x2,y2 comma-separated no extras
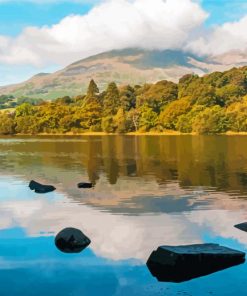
187,15,247,56
0,0,99,3
0,0,207,67
0,0,246,81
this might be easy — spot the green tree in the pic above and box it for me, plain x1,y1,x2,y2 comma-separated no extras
139,105,158,132
55,96,73,105
103,82,120,116
192,106,228,134
119,85,136,111
176,105,205,133
136,80,178,113
87,79,99,97
216,84,245,106
15,103,34,117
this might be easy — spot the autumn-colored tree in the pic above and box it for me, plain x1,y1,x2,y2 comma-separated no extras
159,98,191,130
0,65,247,135
136,80,178,112
176,105,205,133
192,106,228,134
79,80,102,130
226,96,247,131
15,103,34,117
0,113,15,135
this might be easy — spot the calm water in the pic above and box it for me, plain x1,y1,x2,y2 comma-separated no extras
1,135,247,295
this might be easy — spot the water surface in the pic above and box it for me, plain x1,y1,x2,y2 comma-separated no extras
1,135,247,295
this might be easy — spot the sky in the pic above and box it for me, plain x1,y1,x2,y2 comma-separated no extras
0,0,246,86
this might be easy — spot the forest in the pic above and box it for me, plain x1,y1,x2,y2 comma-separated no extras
0,66,247,135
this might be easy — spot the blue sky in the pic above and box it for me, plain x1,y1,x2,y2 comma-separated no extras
0,1,93,36
0,0,246,86
0,0,245,36
201,0,247,25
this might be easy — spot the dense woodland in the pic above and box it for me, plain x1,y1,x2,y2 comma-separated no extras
0,66,247,135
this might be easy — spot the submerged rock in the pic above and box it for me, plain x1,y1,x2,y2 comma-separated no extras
146,243,245,283
55,227,91,253
234,222,247,232
77,182,93,189
29,180,56,194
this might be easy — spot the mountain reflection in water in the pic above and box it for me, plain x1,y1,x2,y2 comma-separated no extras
0,135,247,296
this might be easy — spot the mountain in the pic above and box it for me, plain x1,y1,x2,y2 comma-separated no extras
0,48,246,99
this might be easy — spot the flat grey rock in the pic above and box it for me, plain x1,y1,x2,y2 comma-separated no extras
147,243,245,283
55,227,91,253
234,222,247,232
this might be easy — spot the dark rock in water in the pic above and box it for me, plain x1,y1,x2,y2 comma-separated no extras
146,243,245,283
55,227,91,253
77,182,93,189
234,222,247,232
29,180,56,194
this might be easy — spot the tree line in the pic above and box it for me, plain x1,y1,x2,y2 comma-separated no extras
0,66,247,135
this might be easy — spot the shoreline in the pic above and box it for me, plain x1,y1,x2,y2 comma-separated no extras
2,131,247,136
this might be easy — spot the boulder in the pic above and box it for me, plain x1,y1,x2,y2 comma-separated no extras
55,227,91,253
77,182,93,189
234,222,247,232
29,180,56,194
146,243,245,283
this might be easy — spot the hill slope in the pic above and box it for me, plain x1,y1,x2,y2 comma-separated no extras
0,48,246,99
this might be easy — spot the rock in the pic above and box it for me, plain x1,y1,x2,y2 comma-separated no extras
77,182,93,189
29,180,56,194
146,243,245,283
55,227,91,253
234,222,247,232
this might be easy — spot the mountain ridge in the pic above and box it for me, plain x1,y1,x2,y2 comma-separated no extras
0,48,246,99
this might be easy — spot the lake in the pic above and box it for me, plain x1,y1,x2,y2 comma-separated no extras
0,135,247,296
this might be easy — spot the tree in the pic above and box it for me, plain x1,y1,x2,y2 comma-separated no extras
176,105,205,133
216,84,245,106
128,109,141,132
0,113,15,135
15,103,34,117
101,116,116,133
80,98,102,130
87,79,99,97
78,80,102,130
114,108,127,133
226,97,247,131
15,116,40,134
136,80,178,113
55,96,73,105
119,85,136,111
103,82,120,116
159,98,191,130
139,105,158,132
192,106,228,134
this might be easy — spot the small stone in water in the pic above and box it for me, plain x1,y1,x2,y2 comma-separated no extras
55,227,91,253
29,180,56,194
77,182,93,189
